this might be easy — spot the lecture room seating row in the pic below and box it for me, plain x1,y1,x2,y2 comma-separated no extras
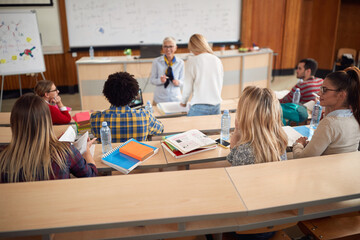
1,151,359,240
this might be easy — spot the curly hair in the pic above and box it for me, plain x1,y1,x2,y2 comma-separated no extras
103,72,139,107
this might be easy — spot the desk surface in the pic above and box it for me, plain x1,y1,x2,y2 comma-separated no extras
0,125,69,144
0,168,245,235
227,151,360,213
159,113,236,136
1,151,359,237
93,141,167,172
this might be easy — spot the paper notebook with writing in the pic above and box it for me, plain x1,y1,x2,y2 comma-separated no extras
101,138,158,174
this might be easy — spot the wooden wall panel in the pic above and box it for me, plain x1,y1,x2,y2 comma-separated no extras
281,0,302,69
297,0,340,70
335,0,360,58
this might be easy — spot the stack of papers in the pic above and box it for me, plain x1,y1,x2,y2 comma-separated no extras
157,102,189,115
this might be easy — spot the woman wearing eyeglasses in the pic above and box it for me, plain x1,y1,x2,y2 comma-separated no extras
293,67,360,158
150,37,184,104
34,80,71,125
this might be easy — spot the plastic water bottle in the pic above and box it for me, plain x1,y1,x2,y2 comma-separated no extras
100,121,112,154
89,46,94,59
292,88,301,104
145,100,153,114
220,110,231,143
309,101,322,140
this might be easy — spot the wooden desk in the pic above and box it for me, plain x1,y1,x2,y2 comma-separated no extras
154,98,239,118
227,151,360,214
0,168,245,238
0,125,70,144
93,141,167,175
159,112,236,136
1,152,359,239
76,49,273,110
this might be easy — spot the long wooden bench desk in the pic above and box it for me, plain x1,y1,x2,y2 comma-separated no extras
157,112,236,137
0,98,239,126
94,136,230,175
1,152,359,240
0,125,70,144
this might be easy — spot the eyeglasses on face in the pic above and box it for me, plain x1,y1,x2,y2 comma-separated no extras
48,88,59,93
163,45,175,49
320,86,339,94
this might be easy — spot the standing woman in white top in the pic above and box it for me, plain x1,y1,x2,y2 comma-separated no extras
180,34,224,116
293,67,360,158
150,37,184,104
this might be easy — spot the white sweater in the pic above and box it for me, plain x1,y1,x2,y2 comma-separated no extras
181,53,223,105
293,115,360,158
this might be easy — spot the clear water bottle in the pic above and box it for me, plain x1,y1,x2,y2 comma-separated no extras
145,100,153,114
220,110,231,143
292,88,301,104
100,121,112,154
309,101,322,140
89,46,94,59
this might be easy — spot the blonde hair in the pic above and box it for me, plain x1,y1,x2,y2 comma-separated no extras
188,34,213,54
34,80,54,97
163,37,177,47
234,86,288,163
0,93,70,182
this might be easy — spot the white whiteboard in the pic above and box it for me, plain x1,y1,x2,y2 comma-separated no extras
0,10,46,75
65,0,241,48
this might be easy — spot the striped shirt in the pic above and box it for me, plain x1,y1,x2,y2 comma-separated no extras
90,106,164,143
280,77,323,104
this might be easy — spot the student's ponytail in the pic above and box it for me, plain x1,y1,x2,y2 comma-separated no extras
345,67,360,125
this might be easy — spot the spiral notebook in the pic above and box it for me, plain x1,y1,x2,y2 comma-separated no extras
101,138,158,174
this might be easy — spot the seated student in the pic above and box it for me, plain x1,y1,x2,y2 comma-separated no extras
34,80,71,125
150,36,184,104
227,86,288,166
293,67,360,158
90,72,164,143
0,93,97,183
226,86,288,240
280,58,323,104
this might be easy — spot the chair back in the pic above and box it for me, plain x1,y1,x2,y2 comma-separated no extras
337,48,357,61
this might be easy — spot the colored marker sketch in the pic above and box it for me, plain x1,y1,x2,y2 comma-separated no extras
0,19,40,65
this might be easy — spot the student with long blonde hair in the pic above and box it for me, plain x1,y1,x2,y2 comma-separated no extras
0,93,97,183
227,86,288,166
180,33,223,116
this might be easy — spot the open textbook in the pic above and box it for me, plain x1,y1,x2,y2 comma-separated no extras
163,129,217,154
58,126,95,156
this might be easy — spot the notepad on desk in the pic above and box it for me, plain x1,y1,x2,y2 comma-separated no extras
101,138,158,174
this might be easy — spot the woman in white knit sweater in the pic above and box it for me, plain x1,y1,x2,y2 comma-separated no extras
180,34,224,116
293,67,360,158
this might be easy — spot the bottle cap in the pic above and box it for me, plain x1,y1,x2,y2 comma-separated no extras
102,121,108,127
296,88,300,92
316,101,320,105
224,109,229,114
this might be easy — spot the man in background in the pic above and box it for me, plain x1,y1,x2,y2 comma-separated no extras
280,58,323,104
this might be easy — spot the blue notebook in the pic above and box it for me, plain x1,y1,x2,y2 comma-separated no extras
101,138,158,174
293,126,311,138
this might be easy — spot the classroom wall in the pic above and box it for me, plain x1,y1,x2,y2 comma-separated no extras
335,0,360,56
2,0,360,92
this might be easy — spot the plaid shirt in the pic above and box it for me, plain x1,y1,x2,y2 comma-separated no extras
1,145,97,183
90,106,164,143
